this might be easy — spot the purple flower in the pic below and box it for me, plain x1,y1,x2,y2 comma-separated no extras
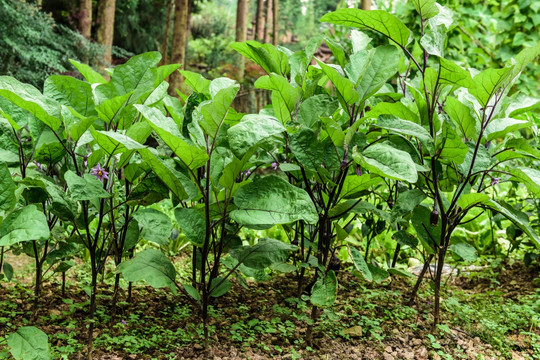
121,320,127,325
355,166,362,176
491,177,500,186
243,169,252,177
91,163,109,182
83,152,92,167
271,162,278,170
33,160,43,171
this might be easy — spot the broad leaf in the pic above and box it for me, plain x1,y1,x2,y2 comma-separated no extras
230,175,318,225
117,249,177,293
310,270,338,307
174,208,205,247
348,246,372,282
8,326,50,360
289,128,325,170
356,45,400,101
135,104,208,169
227,114,285,158
450,242,477,262
320,9,411,47
457,193,490,210
138,148,189,200
0,76,61,130
133,208,172,246
230,41,290,76
43,75,96,117
316,60,359,107
64,171,110,202
444,96,478,140
484,118,529,142
353,143,418,183
0,206,50,246
390,189,427,223
69,59,107,84
376,117,434,154
510,168,540,197
255,74,300,124
0,162,16,212
229,238,297,269
340,174,382,199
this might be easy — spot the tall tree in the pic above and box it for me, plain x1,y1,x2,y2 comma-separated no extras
255,0,265,41
79,0,92,39
236,0,249,80
264,0,272,43
161,0,174,65
361,0,371,10
168,0,189,95
96,0,116,66
272,0,278,45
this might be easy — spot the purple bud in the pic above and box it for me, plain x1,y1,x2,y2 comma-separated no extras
491,177,500,186
355,166,362,176
121,320,127,325
430,208,439,226
271,162,278,170
33,161,43,171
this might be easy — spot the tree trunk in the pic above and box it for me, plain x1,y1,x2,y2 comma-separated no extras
79,0,92,39
168,0,189,95
236,0,249,81
255,0,265,41
160,0,174,65
272,0,279,45
96,0,117,66
264,0,272,43
361,0,371,10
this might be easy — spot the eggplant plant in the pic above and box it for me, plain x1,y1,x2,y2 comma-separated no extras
320,1,540,328
0,52,183,359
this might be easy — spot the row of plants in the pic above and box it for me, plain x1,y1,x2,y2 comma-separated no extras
0,1,539,358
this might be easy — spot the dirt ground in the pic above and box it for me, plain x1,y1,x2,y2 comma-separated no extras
0,258,538,360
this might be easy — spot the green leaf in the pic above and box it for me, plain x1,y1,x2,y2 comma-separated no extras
365,101,419,124
135,104,208,170
117,249,177,293
69,59,107,84
510,168,540,197
132,208,172,246
197,79,239,139
450,242,477,262
444,97,478,140
0,205,50,247
388,268,416,278
347,246,372,282
0,162,16,212
228,114,285,158
230,41,290,76
289,128,325,170
137,148,189,200
353,143,418,183
391,189,427,223
469,67,513,108
0,76,61,130
298,94,339,130
230,175,318,225
438,58,474,88
229,238,297,269
412,0,439,19
457,193,490,210
316,60,359,106
61,106,95,142
392,230,418,248
127,175,169,206
254,74,300,124
3,261,14,281
180,71,211,94
320,9,411,47
376,117,434,155
340,174,382,199
484,118,529,142
95,51,162,102
43,75,95,117
92,129,146,156
356,45,400,101
421,28,446,57
209,277,233,297
94,92,131,124
64,171,110,202
310,270,338,307
183,284,200,302
484,200,539,249
439,123,468,164
8,326,50,360
174,208,205,247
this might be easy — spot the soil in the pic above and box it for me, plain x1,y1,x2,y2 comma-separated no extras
0,258,538,360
